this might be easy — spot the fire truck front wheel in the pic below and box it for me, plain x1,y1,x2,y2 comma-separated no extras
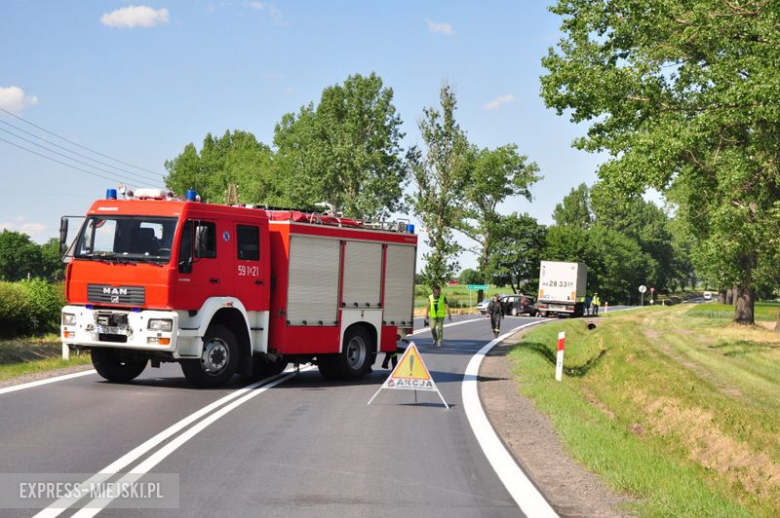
91,348,147,383
181,325,240,388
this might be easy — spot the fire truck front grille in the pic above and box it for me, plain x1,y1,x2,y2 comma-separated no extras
88,285,146,306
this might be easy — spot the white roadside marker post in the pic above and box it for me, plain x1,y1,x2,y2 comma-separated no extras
555,331,565,382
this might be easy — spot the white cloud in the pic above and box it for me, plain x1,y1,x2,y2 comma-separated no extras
425,19,454,36
244,2,284,24
100,5,170,29
0,86,38,114
0,220,47,240
268,5,283,24
243,1,265,10
484,94,516,111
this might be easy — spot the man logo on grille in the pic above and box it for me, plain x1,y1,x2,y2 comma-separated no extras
111,296,120,303
102,287,128,296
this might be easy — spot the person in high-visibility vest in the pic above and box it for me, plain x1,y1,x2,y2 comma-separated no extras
592,293,601,315
427,285,452,347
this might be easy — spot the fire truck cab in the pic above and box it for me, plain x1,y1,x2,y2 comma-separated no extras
61,188,417,388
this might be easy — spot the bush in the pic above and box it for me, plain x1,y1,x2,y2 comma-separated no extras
0,280,64,337
20,279,64,334
0,283,31,336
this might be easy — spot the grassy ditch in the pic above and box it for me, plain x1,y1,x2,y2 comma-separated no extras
0,335,91,383
508,305,780,517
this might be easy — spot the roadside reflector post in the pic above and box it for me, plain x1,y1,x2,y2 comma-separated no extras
604,301,609,313
62,343,69,361
555,332,565,382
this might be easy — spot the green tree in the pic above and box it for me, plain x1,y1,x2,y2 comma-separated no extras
462,145,540,272
0,231,43,281
552,183,592,229
544,224,656,304
165,131,275,204
273,72,407,219
590,184,677,292
40,238,65,282
542,0,780,324
408,84,471,286
459,268,484,285
487,214,547,294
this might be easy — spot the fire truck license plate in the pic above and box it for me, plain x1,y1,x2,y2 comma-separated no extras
549,304,566,311
97,325,128,335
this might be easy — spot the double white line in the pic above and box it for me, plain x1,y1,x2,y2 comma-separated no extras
35,366,315,517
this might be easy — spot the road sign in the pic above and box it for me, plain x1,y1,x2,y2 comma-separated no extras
650,287,655,293
367,342,449,408
467,284,489,290
638,285,647,293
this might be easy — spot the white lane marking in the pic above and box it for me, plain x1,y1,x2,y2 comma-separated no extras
462,320,559,518
72,366,317,517
34,366,314,518
0,369,96,396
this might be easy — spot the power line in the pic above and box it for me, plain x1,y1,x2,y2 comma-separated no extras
0,118,163,184
0,106,166,178
0,128,165,188
0,136,149,186
0,190,95,198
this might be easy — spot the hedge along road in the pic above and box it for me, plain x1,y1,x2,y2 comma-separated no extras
1,315,552,518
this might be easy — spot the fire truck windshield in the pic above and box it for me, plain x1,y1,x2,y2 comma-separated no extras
75,216,178,264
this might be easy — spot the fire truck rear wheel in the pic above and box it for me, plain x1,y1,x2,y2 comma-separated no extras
181,324,239,388
341,327,372,379
91,348,147,383
317,327,372,380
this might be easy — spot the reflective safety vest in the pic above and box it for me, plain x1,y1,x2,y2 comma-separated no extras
593,296,601,306
429,294,447,318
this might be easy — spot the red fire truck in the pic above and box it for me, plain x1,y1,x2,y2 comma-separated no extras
60,188,417,388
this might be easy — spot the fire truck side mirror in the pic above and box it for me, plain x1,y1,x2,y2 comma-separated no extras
59,218,68,255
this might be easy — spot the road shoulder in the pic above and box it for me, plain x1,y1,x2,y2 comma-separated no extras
480,330,632,517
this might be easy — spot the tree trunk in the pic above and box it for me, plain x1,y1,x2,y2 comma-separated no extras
733,283,755,325
725,288,733,305
717,290,726,304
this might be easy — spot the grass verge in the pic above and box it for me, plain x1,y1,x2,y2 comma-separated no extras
508,305,780,517
0,335,91,383
687,301,780,322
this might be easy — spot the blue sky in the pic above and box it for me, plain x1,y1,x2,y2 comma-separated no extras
0,1,606,272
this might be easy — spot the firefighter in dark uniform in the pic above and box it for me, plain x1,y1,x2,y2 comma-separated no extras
487,294,504,338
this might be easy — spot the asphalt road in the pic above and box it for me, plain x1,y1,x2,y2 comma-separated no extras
0,314,553,518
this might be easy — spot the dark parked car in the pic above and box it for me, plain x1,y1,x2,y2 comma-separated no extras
500,294,537,316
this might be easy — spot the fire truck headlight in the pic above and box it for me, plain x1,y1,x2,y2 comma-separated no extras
148,319,173,332
62,313,76,326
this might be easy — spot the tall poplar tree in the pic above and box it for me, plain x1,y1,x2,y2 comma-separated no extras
542,0,780,324
408,84,471,286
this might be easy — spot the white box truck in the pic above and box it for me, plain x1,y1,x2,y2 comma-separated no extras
536,261,588,317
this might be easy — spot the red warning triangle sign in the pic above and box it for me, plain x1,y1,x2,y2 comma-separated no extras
389,343,431,380
367,342,449,409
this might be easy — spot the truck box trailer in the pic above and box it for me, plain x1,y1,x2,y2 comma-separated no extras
536,260,588,318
